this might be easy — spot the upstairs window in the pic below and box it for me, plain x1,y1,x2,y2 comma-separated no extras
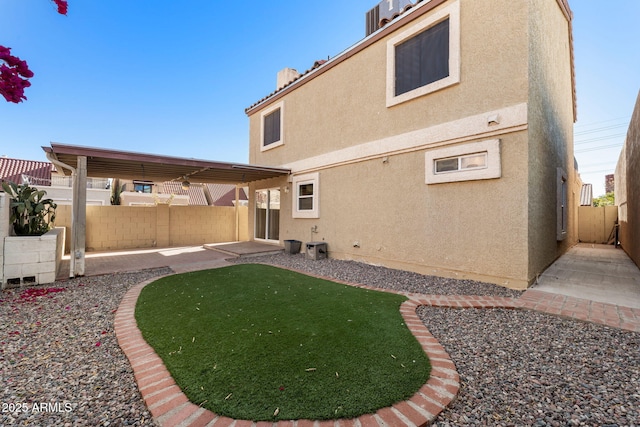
260,101,284,151
133,181,153,193
395,18,450,97
386,0,460,107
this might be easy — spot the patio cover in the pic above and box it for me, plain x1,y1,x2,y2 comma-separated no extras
41,143,290,278
42,143,290,184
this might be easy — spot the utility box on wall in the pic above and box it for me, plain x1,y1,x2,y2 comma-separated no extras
306,242,327,260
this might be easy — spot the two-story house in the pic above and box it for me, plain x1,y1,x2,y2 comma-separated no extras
244,0,579,289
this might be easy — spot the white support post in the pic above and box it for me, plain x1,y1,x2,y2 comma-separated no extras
71,156,87,276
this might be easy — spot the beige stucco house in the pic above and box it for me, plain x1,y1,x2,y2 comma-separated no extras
245,0,579,289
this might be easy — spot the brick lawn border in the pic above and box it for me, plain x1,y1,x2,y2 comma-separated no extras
115,266,640,427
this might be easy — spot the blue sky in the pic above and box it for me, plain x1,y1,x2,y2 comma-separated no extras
1,0,638,196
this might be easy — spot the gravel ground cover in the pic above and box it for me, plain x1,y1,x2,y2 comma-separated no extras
232,254,523,298
2,254,638,426
420,307,640,427
1,268,170,427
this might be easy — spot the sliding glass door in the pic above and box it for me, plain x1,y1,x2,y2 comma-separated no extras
255,189,280,242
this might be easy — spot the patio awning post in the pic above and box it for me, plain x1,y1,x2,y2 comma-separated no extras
235,184,240,241
71,156,87,277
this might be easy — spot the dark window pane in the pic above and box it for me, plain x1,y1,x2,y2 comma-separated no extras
263,108,281,146
299,183,314,197
395,18,450,96
299,197,313,211
435,158,458,173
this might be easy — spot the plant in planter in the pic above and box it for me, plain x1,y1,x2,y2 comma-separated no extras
1,181,57,236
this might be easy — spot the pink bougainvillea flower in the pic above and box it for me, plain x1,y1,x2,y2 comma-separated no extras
95,342,101,347
52,0,68,15
101,331,107,335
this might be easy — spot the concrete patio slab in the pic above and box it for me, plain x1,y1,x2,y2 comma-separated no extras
531,243,640,309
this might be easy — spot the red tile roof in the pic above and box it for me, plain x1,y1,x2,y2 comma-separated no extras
204,184,248,206
161,182,209,206
0,157,53,186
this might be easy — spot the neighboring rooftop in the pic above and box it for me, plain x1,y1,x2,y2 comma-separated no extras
0,156,53,185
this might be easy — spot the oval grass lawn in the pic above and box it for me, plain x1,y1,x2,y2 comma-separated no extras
135,264,430,421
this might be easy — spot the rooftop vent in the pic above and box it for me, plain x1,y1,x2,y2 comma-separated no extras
366,0,414,36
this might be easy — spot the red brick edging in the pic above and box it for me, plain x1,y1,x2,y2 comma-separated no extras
115,270,640,426
114,277,461,427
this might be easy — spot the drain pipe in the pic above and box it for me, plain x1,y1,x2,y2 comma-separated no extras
45,152,77,278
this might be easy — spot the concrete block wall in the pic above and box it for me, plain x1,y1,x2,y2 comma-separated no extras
2,228,65,288
54,205,248,252
169,206,238,246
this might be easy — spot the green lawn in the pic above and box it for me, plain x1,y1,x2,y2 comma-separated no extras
135,264,430,421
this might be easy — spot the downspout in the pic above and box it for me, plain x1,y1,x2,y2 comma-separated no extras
45,152,77,278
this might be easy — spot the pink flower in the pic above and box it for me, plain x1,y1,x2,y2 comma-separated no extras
52,0,68,15
95,342,101,347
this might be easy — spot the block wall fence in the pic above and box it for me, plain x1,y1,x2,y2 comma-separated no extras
54,205,249,252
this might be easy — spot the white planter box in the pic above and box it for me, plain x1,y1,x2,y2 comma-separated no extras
2,227,65,289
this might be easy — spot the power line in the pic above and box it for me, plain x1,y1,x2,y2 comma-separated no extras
575,143,624,153
574,116,631,129
575,133,626,145
574,123,629,136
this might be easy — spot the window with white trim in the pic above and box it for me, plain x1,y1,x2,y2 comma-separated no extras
426,139,500,184
292,173,319,218
435,152,487,174
557,168,568,241
260,101,284,151
386,0,460,107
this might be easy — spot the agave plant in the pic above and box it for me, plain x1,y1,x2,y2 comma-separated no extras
1,181,57,236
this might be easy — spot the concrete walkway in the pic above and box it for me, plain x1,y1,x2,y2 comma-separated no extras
530,243,640,309
56,242,283,280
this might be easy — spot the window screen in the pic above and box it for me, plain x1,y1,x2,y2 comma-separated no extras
395,18,450,97
263,108,281,147
298,183,314,211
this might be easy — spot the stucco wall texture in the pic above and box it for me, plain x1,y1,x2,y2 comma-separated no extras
247,0,577,289
616,90,640,267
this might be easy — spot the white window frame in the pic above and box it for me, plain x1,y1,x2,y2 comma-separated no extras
557,167,568,241
386,0,460,107
435,152,488,174
425,139,501,184
260,101,284,151
292,172,319,219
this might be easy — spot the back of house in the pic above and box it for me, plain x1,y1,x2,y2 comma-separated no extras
245,0,578,289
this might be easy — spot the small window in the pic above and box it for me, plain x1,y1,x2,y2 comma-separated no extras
298,183,314,211
435,153,487,174
260,101,284,151
292,173,319,219
426,139,500,184
133,181,153,193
